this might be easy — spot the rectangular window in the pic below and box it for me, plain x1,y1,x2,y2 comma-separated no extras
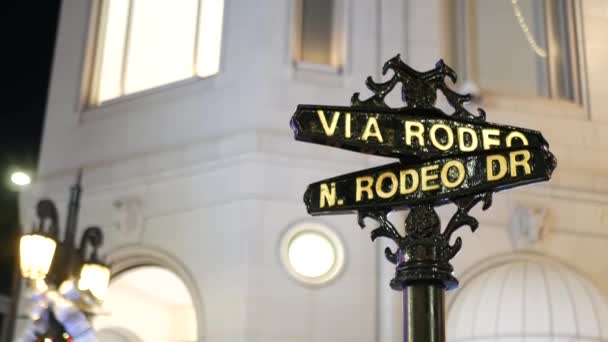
89,0,224,106
292,0,344,70
451,0,581,103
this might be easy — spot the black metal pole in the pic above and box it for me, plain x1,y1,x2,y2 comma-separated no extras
64,169,82,246
369,204,468,342
3,225,23,342
404,283,445,342
43,309,67,340
38,170,86,284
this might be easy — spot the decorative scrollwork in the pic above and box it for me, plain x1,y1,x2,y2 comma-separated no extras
79,226,103,262
350,54,486,122
35,199,60,239
358,192,493,290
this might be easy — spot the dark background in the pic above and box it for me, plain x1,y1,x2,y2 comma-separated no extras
1,1,62,295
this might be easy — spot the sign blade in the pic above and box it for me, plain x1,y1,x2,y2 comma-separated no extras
291,105,549,160
304,147,556,215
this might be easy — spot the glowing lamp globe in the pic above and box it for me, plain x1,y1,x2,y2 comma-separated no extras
78,262,110,301
11,171,31,186
20,234,57,280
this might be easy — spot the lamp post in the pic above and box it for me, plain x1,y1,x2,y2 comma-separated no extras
19,171,110,340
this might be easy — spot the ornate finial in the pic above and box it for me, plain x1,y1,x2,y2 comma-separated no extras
350,54,486,121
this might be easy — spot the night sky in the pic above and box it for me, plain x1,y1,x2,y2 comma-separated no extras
1,1,62,295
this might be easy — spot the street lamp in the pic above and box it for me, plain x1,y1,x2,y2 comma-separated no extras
11,171,32,187
18,171,110,339
19,233,56,281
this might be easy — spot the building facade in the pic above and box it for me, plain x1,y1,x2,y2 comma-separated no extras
17,0,608,341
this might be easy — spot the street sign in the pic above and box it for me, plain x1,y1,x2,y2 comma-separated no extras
304,147,555,215
291,105,548,161
289,54,557,298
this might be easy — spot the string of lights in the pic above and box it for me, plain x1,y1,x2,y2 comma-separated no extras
510,0,547,58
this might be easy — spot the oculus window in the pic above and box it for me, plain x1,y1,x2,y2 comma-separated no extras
451,0,582,103
292,0,345,71
280,222,345,286
89,0,224,106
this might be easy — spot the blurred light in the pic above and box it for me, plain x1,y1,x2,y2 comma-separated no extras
196,0,224,77
95,0,224,105
287,232,336,278
46,290,60,302
124,0,198,94
78,263,111,301
20,234,56,280
34,279,48,293
511,0,547,58
59,279,75,294
95,0,130,104
11,171,31,186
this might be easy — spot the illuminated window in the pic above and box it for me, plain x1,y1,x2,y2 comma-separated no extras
451,0,581,103
292,0,345,70
89,0,224,105
280,222,344,285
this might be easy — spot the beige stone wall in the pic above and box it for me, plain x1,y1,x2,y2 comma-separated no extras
18,0,608,341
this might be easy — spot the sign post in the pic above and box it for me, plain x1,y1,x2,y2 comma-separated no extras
290,55,556,341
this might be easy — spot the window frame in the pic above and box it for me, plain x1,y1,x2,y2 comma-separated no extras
449,0,589,117
81,0,225,110
288,0,350,83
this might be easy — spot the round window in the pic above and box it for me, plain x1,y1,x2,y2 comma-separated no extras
280,222,345,285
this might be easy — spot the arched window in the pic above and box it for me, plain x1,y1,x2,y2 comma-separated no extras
448,254,608,341
94,266,198,342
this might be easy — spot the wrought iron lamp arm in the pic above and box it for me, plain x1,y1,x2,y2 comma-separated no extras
78,226,103,262
35,199,60,239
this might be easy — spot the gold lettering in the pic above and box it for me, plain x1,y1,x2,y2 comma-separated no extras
317,110,341,136
400,169,419,195
506,131,529,147
440,160,466,188
345,112,352,138
405,121,425,146
362,117,384,142
510,150,532,177
458,127,478,152
376,172,398,199
319,183,337,208
356,176,374,201
429,124,454,151
486,154,508,181
421,165,440,191
482,129,501,150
